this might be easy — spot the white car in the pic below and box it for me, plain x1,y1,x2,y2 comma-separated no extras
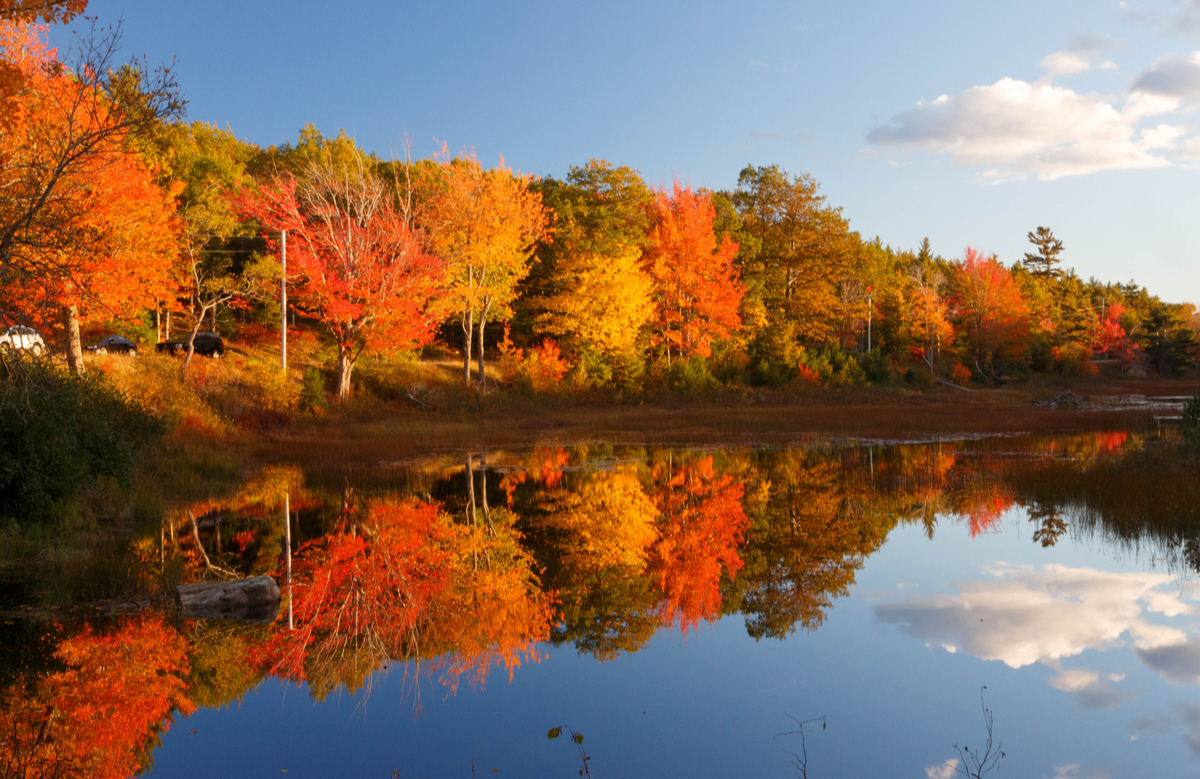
0,325,47,356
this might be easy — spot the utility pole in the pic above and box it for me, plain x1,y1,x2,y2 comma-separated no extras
280,229,287,373
284,488,293,631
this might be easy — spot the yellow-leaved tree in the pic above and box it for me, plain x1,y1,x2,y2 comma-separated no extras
422,150,548,387
532,160,655,384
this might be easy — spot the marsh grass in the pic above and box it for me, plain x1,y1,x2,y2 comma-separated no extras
1008,438,1200,573
1010,440,1200,526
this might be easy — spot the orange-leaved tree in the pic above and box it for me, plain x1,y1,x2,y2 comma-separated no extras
0,617,193,779
6,145,180,372
0,17,181,369
643,182,743,364
907,287,953,375
241,149,443,400
950,247,1029,377
422,150,548,388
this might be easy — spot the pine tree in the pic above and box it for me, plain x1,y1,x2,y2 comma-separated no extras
1022,226,1064,279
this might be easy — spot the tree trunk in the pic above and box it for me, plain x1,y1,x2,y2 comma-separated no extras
335,345,355,401
181,318,204,374
165,309,171,340
462,307,474,385
63,304,85,375
476,316,486,390
177,577,281,623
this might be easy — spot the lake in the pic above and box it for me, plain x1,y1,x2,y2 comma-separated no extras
3,430,1197,778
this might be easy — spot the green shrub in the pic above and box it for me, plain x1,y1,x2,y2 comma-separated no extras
300,367,326,413
904,367,933,390
857,349,891,385
0,357,166,523
669,356,718,393
797,345,867,388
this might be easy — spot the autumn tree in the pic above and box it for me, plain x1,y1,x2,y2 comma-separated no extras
0,1,86,23
642,182,744,364
0,16,182,369
3,142,180,373
1022,226,1064,279
241,147,443,400
155,121,263,370
731,165,858,345
529,160,656,383
422,151,548,387
950,247,1030,377
906,265,953,375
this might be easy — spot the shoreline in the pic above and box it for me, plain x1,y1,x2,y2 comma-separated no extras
252,379,1195,464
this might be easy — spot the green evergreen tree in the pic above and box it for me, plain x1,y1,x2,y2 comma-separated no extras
1022,226,1064,279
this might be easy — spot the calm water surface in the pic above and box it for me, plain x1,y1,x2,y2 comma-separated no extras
5,431,1199,778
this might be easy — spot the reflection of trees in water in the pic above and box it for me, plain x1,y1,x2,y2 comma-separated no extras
647,454,750,634
1008,441,1200,573
2,429,1159,774
1028,503,1068,548
0,617,193,779
531,466,662,660
254,498,553,701
729,450,894,640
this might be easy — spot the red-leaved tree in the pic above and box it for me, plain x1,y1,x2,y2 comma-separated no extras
642,182,743,362
241,152,443,399
950,247,1029,377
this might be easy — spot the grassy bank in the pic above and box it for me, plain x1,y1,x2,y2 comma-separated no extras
82,338,1198,464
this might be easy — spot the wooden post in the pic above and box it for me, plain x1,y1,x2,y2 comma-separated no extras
281,229,288,374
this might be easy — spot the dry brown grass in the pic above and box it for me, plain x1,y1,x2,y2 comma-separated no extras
251,383,1176,466
79,334,1199,468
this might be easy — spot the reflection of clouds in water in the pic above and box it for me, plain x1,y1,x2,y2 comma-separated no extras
877,564,1188,667
876,564,1193,709
1138,638,1200,686
1047,667,1137,711
1132,702,1200,756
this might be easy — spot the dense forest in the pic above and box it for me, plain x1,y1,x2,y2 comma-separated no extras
2,4,1197,405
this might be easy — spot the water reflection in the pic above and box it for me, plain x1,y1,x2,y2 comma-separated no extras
875,563,1189,709
5,429,1200,777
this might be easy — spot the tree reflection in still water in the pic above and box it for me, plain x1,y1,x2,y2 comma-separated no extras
0,429,1183,776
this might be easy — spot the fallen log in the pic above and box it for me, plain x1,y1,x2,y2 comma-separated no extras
177,576,281,623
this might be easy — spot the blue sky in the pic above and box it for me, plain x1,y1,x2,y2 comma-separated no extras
69,0,1200,303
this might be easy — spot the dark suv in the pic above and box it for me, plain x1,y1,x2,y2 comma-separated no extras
156,331,225,357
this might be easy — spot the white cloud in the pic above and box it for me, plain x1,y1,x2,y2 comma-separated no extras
1038,32,1127,80
1049,668,1099,691
925,759,959,779
1136,636,1200,685
1048,666,1139,710
1040,51,1092,77
867,78,1175,181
